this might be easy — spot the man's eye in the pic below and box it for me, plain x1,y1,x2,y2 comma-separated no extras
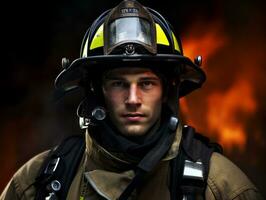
111,81,125,87
140,81,154,89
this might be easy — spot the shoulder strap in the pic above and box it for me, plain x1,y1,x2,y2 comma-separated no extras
170,125,222,200
34,134,85,200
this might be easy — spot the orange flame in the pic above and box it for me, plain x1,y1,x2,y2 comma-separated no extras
182,21,227,63
206,80,257,152
180,21,258,152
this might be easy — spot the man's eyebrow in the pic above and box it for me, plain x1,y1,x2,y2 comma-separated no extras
139,76,161,81
103,76,160,81
103,76,125,80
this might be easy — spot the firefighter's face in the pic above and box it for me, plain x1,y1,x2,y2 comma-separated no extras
102,67,163,136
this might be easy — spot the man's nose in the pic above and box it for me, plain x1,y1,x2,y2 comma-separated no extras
125,84,141,105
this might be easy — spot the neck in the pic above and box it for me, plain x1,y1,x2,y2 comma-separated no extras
118,118,161,145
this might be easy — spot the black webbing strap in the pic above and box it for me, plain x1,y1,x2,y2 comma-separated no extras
170,143,185,200
118,129,176,200
34,134,85,200
170,126,223,200
118,116,178,200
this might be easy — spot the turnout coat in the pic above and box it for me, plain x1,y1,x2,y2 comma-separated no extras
0,125,263,200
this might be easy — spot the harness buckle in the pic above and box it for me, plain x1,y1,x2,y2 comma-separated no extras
181,159,205,199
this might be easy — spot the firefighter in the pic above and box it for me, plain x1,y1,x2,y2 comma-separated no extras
1,0,263,199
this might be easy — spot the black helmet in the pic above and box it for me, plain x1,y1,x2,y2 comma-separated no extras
54,0,206,128
55,0,206,99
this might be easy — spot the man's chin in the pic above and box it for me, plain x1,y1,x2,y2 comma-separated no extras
119,125,148,137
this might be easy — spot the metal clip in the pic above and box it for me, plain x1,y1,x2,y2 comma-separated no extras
79,117,91,129
181,160,205,199
45,192,58,200
183,160,204,180
44,158,60,175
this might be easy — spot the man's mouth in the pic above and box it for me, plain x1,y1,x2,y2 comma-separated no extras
122,113,145,122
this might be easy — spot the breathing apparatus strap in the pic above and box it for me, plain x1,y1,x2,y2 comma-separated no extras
117,116,178,200
34,134,85,200
170,125,223,200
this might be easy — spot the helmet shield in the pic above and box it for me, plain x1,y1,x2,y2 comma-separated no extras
104,0,156,55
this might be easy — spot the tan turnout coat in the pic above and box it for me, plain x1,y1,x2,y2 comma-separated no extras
1,125,263,200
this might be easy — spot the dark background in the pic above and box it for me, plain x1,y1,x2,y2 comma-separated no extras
1,0,265,197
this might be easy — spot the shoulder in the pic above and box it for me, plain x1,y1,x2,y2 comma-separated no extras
1,150,50,199
206,152,263,200
14,150,50,187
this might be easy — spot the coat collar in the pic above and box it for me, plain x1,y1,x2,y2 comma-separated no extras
85,122,182,171
81,123,183,200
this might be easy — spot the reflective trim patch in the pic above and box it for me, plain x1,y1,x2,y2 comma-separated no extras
82,39,89,57
87,23,181,54
89,24,104,51
172,32,180,52
156,23,169,46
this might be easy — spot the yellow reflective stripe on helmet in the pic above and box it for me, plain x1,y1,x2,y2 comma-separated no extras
156,23,181,52
87,23,180,53
156,23,169,46
172,32,180,52
89,24,104,50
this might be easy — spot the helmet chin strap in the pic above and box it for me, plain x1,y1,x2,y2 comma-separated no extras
166,80,180,119
77,98,107,129
77,81,107,129
77,76,108,129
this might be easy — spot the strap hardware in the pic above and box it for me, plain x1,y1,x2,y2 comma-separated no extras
181,160,205,200
44,158,60,175
183,160,204,180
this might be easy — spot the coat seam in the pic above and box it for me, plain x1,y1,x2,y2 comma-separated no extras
207,175,221,200
229,185,258,200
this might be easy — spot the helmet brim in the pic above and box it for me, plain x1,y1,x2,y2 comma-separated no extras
54,54,206,97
